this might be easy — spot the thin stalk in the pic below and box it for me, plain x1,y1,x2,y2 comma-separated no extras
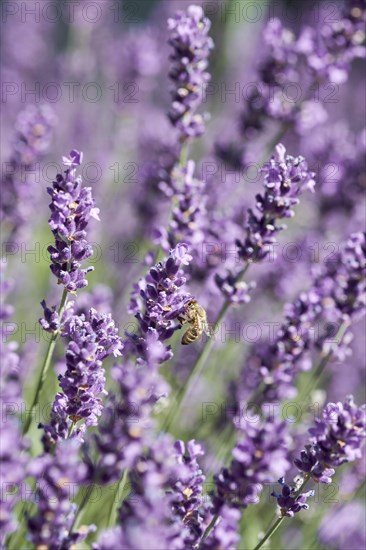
70,483,94,532
252,517,283,550
107,469,129,529
163,264,250,432
298,321,350,402
68,420,75,438
199,514,219,547
252,476,311,550
179,142,189,167
23,288,68,435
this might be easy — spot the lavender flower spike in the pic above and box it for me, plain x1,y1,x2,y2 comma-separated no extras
271,478,314,518
168,5,214,140
94,435,190,550
127,243,193,361
172,440,208,547
27,439,95,548
1,104,56,232
215,144,315,303
0,266,28,544
94,360,169,483
47,149,100,293
294,396,366,483
236,143,316,264
213,416,291,512
272,396,366,517
41,307,123,451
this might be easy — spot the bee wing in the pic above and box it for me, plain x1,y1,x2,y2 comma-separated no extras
203,320,212,337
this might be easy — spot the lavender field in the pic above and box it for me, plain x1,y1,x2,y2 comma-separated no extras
1,0,365,549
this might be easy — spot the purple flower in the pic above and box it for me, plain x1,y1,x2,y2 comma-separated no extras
168,5,214,140
94,435,190,550
1,104,56,233
215,144,315,303
202,505,241,550
93,361,169,483
27,439,95,548
215,272,256,305
41,308,122,451
47,150,100,293
308,1,366,84
271,478,314,517
155,161,208,257
212,417,291,512
236,143,315,263
217,7,365,167
294,396,366,482
39,299,61,332
239,232,366,403
126,243,194,361
172,440,208,546
272,396,365,518
0,266,28,543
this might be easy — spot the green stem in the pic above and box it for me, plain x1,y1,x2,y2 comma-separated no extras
68,420,75,438
70,483,94,532
298,320,350,402
163,265,250,433
252,476,311,550
199,514,219,547
179,142,189,167
107,469,129,528
23,288,68,435
253,517,283,550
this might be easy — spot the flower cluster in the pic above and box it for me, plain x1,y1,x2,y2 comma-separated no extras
309,0,366,84
1,104,55,231
41,307,122,450
93,361,169,483
239,231,365,403
94,436,190,550
218,4,365,168
47,150,100,292
295,396,366,482
127,243,193,360
236,143,315,263
212,417,291,513
203,417,291,548
315,231,366,326
202,505,241,550
215,144,315,303
0,267,28,544
172,440,209,547
168,4,214,140
2,1,366,549
242,18,302,137
272,396,366,517
27,439,95,548
271,478,314,518
155,161,208,256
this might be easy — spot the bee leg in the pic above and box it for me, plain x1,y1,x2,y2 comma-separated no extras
177,315,188,325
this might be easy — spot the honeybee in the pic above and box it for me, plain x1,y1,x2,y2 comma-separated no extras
179,299,211,345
